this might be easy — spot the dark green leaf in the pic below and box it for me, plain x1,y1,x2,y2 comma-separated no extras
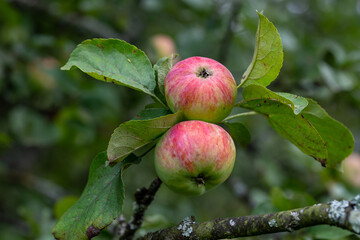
302,99,354,167
240,11,283,88
107,111,183,164
121,152,143,170
223,122,251,148
242,84,308,115
238,96,328,165
239,85,353,167
52,152,125,240
61,39,156,96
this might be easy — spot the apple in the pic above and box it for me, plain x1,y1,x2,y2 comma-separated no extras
154,120,236,195
165,56,237,123
151,34,176,58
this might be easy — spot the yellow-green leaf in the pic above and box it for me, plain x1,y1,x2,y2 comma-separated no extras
240,12,283,88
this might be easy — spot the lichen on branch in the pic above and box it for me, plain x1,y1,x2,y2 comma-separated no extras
139,195,360,240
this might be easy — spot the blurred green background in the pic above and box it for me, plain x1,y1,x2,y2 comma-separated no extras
1,0,359,239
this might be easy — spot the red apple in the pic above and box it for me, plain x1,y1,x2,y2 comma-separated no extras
154,120,236,195
165,56,237,123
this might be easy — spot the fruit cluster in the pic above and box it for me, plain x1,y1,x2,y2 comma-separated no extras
154,57,237,195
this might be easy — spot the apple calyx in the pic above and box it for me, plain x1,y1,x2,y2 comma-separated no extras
196,67,212,78
193,174,206,186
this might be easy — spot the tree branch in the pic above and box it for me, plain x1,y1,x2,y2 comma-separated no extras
139,195,360,240
115,177,162,240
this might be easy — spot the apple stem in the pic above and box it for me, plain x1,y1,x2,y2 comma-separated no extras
221,111,257,122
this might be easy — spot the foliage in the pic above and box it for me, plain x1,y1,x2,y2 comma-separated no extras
51,10,354,239
238,84,354,168
53,152,125,240
107,111,183,164
240,11,283,88
1,1,359,240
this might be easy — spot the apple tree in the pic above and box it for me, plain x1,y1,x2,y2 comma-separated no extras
52,12,358,240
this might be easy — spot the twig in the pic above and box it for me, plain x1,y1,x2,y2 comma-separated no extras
115,178,162,240
139,195,360,240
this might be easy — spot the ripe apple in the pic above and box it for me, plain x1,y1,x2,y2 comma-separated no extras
165,56,237,123
154,120,236,195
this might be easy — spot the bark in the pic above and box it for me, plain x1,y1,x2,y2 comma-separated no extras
139,195,360,240
115,178,162,240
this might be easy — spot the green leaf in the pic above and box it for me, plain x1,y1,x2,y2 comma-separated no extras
302,99,354,167
132,108,172,121
270,187,317,211
239,85,354,167
238,91,328,165
107,111,184,164
52,152,125,240
223,122,251,148
61,38,156,96
276,92,308,115
242,85,308,115
154,54,178,96
240,11,283,88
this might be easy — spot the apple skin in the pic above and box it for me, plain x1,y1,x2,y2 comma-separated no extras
154,120,236,195
165,56,237,123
